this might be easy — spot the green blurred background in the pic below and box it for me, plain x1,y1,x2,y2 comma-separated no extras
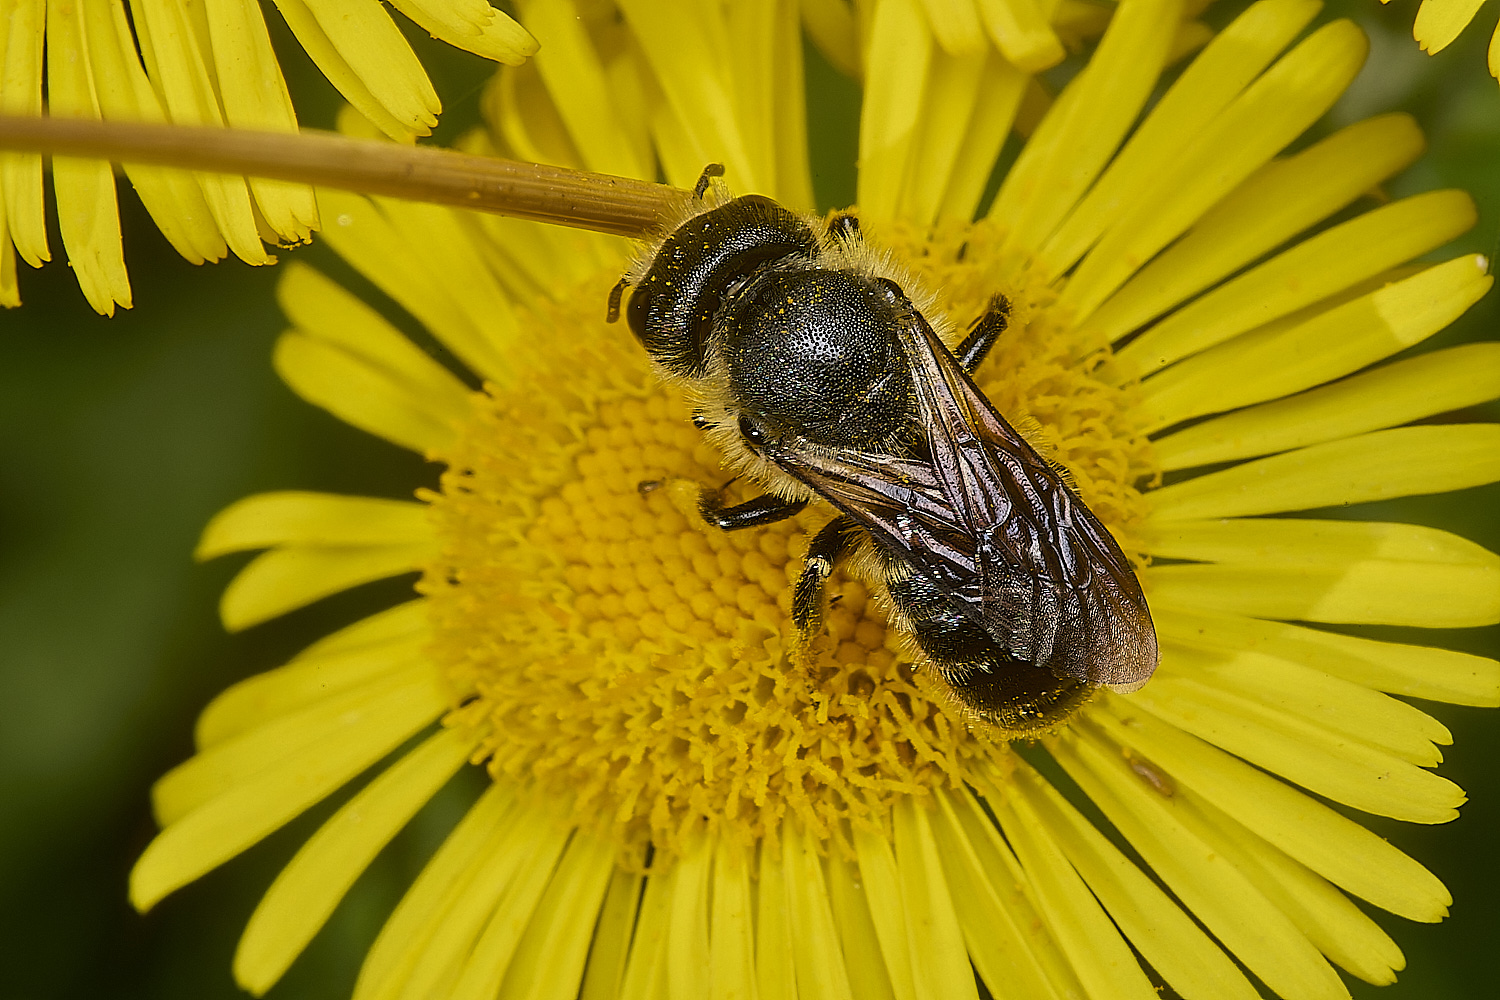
0,2,1497,997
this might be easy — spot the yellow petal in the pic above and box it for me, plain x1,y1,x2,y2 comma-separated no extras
1091,699,1453,921
1155,342,1500,470
1414,0,1487,53
898,47,986,226
1009,759,1261,1000
991,0,1183,256
825,847,900,1000
892,798,977,1000
353,785,518,1000
802,0,861,78
768,0,816,211
935,53,1027,223
1037,0,1322,280
982,763,1161,1000
195,613,428,748
975,0,1065,73
1049,725,1351,1000
198,491,431,559
1137,253,1491,432
708,838,760,1000
298,0,440,132
857,0,932,222
1089,113,1426,353
1144,516,1500,627
1059,19,1369,323
1148,424,1500,521
234,727,476,995
219,539,439,632
666,826,712,999
1153,603,1500,707
495,830,617,1000
1,0,49,268
918,0,986,54
782,820,854,1000
0,219,17,307
389,0,537,65
130,667,447,911
852,822,920,1000
619,855,675,1000
1128,675,1466,823
579,866,644,1000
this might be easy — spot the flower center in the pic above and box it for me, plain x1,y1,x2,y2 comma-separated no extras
421,218,1156,861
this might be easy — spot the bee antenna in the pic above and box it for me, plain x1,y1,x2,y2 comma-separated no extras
693,163,726,201
606,278,629,323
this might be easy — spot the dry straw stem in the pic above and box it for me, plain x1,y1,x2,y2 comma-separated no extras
0,116,685,238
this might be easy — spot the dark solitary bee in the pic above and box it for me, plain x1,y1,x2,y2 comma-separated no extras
608,167,1157,734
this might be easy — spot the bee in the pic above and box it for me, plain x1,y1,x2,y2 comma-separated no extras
608,166,1157,735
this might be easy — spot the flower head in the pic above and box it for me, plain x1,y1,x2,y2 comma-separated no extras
130,1,1500,998
0,0,536,314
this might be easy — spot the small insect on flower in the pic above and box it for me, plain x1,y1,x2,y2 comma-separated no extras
609,166,1159,737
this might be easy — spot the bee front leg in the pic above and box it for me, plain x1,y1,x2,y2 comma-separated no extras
954,294,1010,374
792,516,858,632
698,489,807,530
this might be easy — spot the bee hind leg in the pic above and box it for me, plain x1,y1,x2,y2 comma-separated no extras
792,516,858,633
954,293,1010,374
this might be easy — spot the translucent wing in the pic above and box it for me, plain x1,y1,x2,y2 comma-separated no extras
766,308,1156,690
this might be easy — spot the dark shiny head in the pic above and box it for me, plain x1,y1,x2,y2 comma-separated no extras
626,196,817,376
721,267,916,450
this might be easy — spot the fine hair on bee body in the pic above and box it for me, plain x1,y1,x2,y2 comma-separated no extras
610,164,1158,738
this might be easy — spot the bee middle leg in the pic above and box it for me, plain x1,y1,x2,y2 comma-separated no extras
954,294,1010,374
697,488,807,530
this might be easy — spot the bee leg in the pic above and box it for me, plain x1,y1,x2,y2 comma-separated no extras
698,490,808,530
792,516,857,633
827,212,861,243
693,163,726,201
954,293,1011,374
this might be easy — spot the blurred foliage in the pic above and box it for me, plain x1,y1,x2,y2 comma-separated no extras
0,2,1496,998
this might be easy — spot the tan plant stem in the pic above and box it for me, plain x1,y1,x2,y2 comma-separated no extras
0,116,685,237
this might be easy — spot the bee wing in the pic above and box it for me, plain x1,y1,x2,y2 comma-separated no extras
769,310,1156,691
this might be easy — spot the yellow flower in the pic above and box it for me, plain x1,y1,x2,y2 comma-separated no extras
1393,0,1500,78
130,0,1500,998
0,0,536,315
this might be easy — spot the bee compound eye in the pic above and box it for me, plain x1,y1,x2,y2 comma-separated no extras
737,414,770,447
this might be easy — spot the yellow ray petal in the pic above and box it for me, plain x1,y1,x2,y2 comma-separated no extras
1148,424,1500,521
1151,639,1451,766
769,0,815,211
313,189,518,384
448,827,569,1000
153,662,436,824
1137,254,1491,432
297,0,440,134
802,0,861,78
935,52,1026,223
1037,0,1321,280
1186,792,1404,985
857,0,932,222
1155,342,1500,470
1048,726,1351,1000
0,216,17,306
891,798,977,1000
782,820,854,1000
919,0,987,54
852,821,919,1000
353,784,518,1000
47,0,131,315
219,539,438,632
991,0,1182,257
709,838,759,1000
898,46,986,226
399,803,569,1000
826,846,899,1000
1088,113,1425,353
195,624,428,749
1059,18,1369,324
234,727,476,995
619,857,675,1000
389,0,537,66
667,826,713,999
198,491,432,559
1091,698,1452,921
975,0,1065,73
495,830,616,1000
1152,603,1500,707
983,764,1161,1000
1127,675,1465,823
1115,190,1476,390
755,842,796,1000
1414,0,1488,53
579,866,644,1000
928,787,1069,1000
297,597,429,657
130,667,447,910
1143,517,1500,627
2,0,49,267
1009,759,1261,1000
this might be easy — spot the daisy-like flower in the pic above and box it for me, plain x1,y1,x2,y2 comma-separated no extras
128,0,1500,998
1389,0,1500,79
0,0,536,315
